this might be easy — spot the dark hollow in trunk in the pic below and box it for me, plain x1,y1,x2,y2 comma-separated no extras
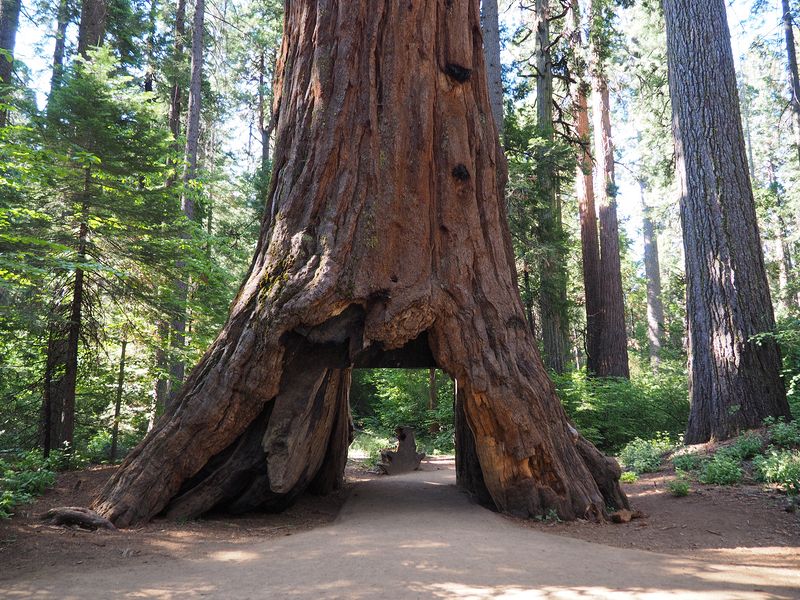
93,0,627,527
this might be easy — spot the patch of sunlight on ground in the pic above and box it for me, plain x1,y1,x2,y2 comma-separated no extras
409,582,783,599
208,550,260,562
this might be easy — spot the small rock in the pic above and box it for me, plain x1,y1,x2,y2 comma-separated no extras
611,510,633,524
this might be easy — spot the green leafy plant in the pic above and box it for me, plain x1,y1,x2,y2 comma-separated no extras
699,455,742,485
0,451,59,519
620,471,638,483
668,475,690,497
619,432,675,474
717,432,764,461
671,453,704,472
763,417,800,448
753,449,800,496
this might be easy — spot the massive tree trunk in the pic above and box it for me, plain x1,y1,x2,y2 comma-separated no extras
569,1,602,374
591,72,630,379
640,179,664,368
93,0,627,528
664,0,791,443
0,0,21,127
167,0,204,407
480,0,503,136
534,0,569,374
782,0,800,168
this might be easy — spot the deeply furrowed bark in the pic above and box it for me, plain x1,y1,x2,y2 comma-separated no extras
93,0,627,527
664,0,791,443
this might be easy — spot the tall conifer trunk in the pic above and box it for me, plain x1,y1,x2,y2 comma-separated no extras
166,0,203,408
664,0,791,443
94,0,626,528
640,179,664,368
0,0,21,127
481,0,503,136
590,71,629,378
782,0,800,167
569,1,602,373
534,0,569,374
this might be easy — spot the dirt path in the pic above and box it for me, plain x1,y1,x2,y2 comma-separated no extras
2,459,799,599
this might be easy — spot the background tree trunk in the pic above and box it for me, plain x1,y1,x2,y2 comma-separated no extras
664,0,791,443
782,0,800,168
591,72,630,378
77,0,107,57
167,0,204,407
0,0,21,127
481,0,503,136
534,0,569,374
49,0,70,93
640,179,664,369
110,337,128,462
93,0,626,528
569,1,602,375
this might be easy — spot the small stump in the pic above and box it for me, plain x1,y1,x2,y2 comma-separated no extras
377,427,425,475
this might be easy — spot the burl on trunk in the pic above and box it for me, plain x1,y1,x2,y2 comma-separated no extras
93,0,627,527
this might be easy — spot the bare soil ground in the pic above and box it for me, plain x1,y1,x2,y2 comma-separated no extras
0,464,351,581
1,456,798,584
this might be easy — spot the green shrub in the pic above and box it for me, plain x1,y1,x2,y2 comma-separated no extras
620,471,638,483
0,451,59,518
754,319,800,417
764,417,800,448
668,477,690,497
672,453,704,472
717,432,764,461
553,369,689,453
699,455,742,485
619,433,675,474
753,449,800,495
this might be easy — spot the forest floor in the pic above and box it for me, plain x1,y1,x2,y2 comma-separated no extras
1,457,799,598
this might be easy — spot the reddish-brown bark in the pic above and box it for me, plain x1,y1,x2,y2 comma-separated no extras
93,0,627,527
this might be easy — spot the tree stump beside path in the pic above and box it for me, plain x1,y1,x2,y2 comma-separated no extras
378,427,425,475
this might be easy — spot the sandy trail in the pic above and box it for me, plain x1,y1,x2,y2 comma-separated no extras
3,459,799,599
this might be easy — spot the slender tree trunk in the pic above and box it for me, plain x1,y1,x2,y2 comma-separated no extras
481,0,503,136
782,0,800,168
522,262,536,335
0,0,21,127
154,0,188,414
428,368,437,411
167,0,203,408
93,0,627,527
144,0,157,92
49,0,70,93
77,0,107,57
569,2,603,375
591,72,630,378
110,337,128,462
640,179,664,369
740,80,756,181
664,0,791,443
534,0,569,374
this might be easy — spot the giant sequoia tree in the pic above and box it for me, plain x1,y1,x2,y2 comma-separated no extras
664,0,791,442
93,0,627,527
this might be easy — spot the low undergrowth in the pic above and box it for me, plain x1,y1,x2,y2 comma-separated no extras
618,417,800,499
0,450,75,519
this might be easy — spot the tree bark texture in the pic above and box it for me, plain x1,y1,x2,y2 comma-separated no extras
110,338,128,462
640,180,664,368
0,0,20,127
534,0,569,374
77,0,107,58
480,0,503,136
664,0,791,443
93,0,627,527
591,72,629,378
